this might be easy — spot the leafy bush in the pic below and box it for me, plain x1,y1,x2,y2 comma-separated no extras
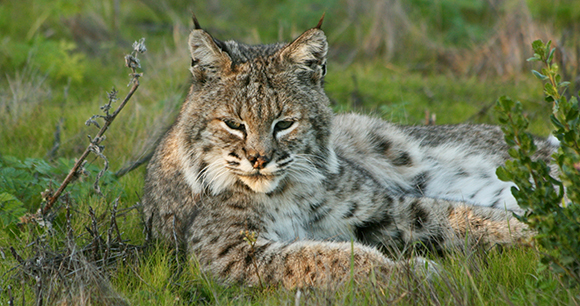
0,155,119,232
495,39,580,286
0,0,89,84
0,37,87,84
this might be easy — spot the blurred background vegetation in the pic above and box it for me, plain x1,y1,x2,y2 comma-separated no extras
1,0,580,213
2,0,580,159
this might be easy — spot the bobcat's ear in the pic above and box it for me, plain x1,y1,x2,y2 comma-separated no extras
278,28,328,76
188,29,232,82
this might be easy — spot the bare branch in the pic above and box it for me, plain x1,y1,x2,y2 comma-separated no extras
9,247,24,265
114,150,153,178
88,140,109,196
40,38,146,216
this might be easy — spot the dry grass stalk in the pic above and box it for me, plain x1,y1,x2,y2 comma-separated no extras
0,66,51,124
454,1,556,77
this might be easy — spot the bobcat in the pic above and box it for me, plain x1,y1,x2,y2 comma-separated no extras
142,18,557,288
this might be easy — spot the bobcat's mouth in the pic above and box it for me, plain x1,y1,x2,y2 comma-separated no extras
237,171,282,193
238,170,276,179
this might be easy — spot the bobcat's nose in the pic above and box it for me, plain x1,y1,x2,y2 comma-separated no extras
248,154,271,169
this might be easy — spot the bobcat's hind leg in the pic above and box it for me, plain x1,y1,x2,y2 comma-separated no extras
355,197,530,256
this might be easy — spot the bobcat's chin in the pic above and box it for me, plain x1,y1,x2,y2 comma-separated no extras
238,174,282,193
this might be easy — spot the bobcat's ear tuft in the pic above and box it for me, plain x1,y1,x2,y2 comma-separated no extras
188,29,232,82
192,13,201,30
279,28,327,68
315,13,325,29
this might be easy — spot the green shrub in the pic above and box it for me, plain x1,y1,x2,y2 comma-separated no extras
495,39,580,286
0,37,87,84
0,155,119,232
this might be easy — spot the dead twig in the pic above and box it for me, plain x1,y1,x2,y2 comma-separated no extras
241,230,264,289
45,118,63,161
88,207,100,261
424,110,436,125
114,150,154,178
104,198,121,265
9,247,24,265
7,285,14,306
40,38,146,216
88,138,109,196
34,275,42,306
143,204,153,247
65,199,74,244
466,100,496,122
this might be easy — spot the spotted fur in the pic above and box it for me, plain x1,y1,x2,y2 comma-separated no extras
142,21,555,288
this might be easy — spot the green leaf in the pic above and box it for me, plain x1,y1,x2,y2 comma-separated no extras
558,81,570,88
496,167,512,181
544,83,558,97
532,70,548,80
545,40,552,60
551,115,565,130
0,192,27,228
548,47,556,63
531,40,545,55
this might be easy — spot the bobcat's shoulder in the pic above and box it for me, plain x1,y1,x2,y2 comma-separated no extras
142,19,550,288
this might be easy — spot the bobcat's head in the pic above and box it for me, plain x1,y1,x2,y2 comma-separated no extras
175,20,337,195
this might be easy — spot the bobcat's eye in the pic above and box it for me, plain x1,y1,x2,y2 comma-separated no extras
224,120,245,131
275,120,293,131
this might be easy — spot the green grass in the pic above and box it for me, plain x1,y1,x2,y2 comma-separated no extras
1,60,576,305
1,0,580,304
325,63,552,134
